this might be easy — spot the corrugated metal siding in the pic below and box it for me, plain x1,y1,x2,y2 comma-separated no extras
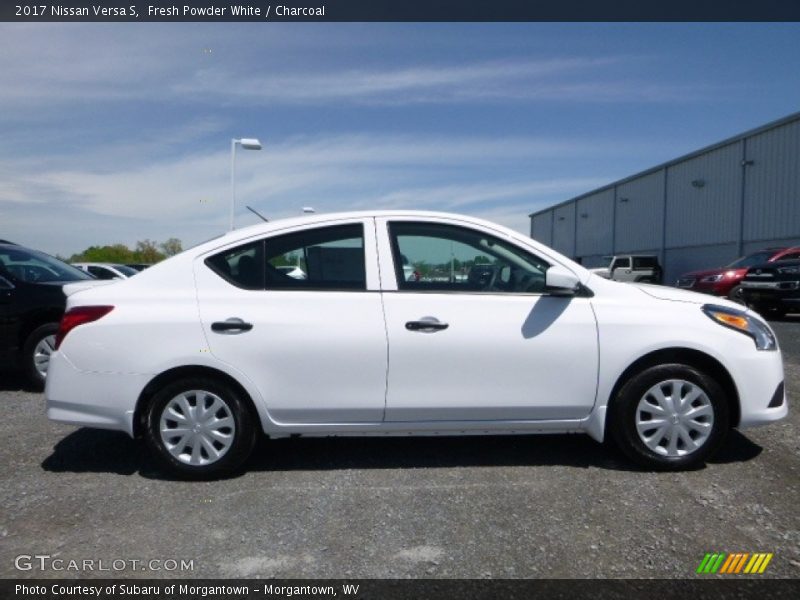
664,243,738,286
530,113,800,282
530,211,553,246
575,189,614,256
615,170,665,252
580,254,609,269
665,142,743,247
743,119,800,241
742,237,800,255
552,203,576,257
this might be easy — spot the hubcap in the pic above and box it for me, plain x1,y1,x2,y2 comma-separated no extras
33,334,56,379
635,379,714,457
159,390,235,466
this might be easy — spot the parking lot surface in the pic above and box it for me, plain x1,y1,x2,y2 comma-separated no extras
2,318,799,579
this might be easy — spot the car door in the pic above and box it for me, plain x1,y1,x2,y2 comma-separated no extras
376,218,599,422
0,272,18,362
194,219,388,424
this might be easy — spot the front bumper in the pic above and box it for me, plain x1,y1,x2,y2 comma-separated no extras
741,284,800,309
729,345,789,428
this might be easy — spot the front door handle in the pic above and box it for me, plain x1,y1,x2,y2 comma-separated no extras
405,319,449,332
211,318,253,333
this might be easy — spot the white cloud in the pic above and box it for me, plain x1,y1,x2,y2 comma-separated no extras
0,24,719,110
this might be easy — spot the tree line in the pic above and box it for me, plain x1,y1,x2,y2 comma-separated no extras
64,238,183,265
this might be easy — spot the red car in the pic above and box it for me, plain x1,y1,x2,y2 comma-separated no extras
676,247,800,302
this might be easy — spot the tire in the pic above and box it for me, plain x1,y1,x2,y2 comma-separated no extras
610,364,729,470
144,377,257,479
727,285,745,305
23,323,58,390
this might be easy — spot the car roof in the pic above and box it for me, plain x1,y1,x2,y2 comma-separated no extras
193,210,531,251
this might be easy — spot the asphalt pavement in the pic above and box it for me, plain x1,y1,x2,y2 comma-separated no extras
1,318,798,579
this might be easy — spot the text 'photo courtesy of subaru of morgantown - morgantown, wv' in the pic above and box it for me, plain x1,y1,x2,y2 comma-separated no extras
43,211,787,478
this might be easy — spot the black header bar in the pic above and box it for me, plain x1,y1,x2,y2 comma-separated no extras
3,0,800,22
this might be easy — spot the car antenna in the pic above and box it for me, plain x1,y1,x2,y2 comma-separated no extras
246,206,268,222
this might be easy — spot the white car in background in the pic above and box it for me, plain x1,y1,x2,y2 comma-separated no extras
72,262,139,280
46,211,786,478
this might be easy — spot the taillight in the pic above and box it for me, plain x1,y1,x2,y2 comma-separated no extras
55,306,114,349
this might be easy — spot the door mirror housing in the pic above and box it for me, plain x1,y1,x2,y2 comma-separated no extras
545,265,580,295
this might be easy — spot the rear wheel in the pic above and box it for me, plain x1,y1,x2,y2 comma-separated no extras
145,377,257,479
610,364,729,470
23,323,58,390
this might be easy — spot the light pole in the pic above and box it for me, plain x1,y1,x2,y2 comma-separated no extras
230,137,262,231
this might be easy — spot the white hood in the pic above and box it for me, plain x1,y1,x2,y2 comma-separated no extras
633,283,742,310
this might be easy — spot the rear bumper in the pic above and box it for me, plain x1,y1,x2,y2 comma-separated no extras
45,351,148,437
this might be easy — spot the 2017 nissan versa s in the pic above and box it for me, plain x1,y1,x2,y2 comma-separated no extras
45,211,787,478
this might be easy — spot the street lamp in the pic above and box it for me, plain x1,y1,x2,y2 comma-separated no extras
230,137,262,231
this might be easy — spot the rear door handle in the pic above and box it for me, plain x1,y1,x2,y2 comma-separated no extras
405,319,449,332
211,318,253,333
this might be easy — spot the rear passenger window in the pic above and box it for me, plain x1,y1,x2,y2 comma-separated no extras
265,224,365,291
205,225,366,291
205,240,264,290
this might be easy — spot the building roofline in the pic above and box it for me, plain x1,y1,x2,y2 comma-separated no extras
529,109,800,218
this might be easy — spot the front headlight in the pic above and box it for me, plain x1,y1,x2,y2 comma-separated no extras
700,274,723,283
702,304,777,351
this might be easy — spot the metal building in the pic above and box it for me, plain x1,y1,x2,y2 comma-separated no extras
529,111,800,285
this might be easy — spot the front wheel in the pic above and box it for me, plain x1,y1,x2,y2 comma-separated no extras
610,364,729,470
145,378,257,479
727,285,745,304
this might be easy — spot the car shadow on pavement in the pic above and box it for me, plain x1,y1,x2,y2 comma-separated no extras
41,426,764,479
42,429,157,477
707,430,763,464
0,371,38,392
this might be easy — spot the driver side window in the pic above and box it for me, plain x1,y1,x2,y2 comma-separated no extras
388,222,549,293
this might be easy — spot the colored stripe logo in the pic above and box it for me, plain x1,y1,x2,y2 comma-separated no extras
696,552,773,574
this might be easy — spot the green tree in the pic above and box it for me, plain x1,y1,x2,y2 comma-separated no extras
70,244,134,263
160,237,183,257
134,239,165,264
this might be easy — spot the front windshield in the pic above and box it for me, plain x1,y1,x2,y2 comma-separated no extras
0,245,92,283
728,251,775,269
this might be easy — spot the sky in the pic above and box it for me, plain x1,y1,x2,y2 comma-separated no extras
1,22,799,257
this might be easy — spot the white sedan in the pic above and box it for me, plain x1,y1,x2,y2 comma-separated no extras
45,211,787,478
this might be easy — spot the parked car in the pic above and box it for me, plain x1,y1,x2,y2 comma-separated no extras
125,263,152,272
45,211,786,478
676,247,800,302
741,259,800,318
0,240,94,387
72,262,140,280
590,255,663,284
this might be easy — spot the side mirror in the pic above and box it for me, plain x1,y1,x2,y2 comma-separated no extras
0,275,14,290
545,265,580,295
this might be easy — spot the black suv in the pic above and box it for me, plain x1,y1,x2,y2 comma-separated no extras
0,240,93,388
740,259,800,318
